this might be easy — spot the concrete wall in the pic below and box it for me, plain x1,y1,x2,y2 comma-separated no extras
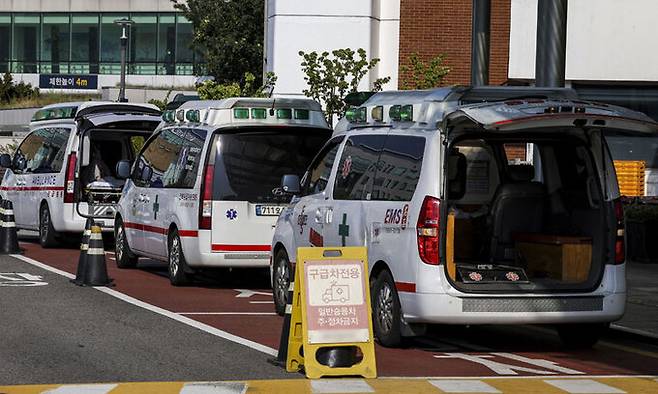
0,108,38,134
0,0,176,12
266,0,400,96
509,0,658,82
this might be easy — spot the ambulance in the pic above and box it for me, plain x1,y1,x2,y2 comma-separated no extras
271,86,658,348
0,102,161,247
113,98,331,285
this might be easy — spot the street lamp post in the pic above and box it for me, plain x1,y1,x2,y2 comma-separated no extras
114,18,134,102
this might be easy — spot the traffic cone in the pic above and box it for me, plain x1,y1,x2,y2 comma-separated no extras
0,200,21,254
82,225,112,286
71,218,94,285
270,277,296,367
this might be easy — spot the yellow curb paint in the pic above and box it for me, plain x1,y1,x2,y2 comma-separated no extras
597,377,658,394
486,378,566,394
367,379,439,393
243,379,310,393
0,384,60,394
109,381,185,394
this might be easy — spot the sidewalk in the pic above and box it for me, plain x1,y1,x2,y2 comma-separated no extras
612,261,658,338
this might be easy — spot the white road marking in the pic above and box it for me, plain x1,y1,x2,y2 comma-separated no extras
42,384,118,394
180,382,247,394
434,353,557,375
10,254,278,357
491,352,584,375
429,379,501,393
311,379,374,393
234,289,273,298
544,379,625,393
178,312,277,316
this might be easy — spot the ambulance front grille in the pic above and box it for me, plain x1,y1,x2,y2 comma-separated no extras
462,297,604,313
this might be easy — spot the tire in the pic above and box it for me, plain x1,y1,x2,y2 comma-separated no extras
372,270,403,347
114,220,138,268
557,323,609,349
272,248,292,316
39,204,59,248
168,229,191,286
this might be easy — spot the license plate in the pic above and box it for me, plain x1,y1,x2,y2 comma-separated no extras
256,205,285,216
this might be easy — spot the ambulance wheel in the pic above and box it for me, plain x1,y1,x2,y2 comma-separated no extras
39,204,59,248
273,248,292,316
557,323,608,349
115,220,138,268
372,270,402,347
168,230,191,286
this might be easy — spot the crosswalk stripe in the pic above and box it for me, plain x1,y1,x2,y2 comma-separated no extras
543,379,625,393
311,379,374,393
179,382,247,394
42,384,118,394
429,379,500,393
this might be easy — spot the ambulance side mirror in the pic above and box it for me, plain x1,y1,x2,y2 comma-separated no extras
0,154,11,168
116,160,131,179
281,174,300,194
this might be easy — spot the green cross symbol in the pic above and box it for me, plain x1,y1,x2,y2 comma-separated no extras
338,213,350,247
152,195,160,220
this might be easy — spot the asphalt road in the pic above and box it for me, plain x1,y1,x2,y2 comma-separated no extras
0,254,289,385
4,236,658,388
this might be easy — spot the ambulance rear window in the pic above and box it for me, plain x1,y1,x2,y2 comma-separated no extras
212,127,331,203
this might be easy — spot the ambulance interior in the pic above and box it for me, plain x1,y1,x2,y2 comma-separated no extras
444,134,609,292
78,130,150,204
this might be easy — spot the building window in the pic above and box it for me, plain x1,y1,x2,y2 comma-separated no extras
130,14,157,75
4,11,199,77
13,14,40,74
176,15,194,75
0,14,10,73
71,14,99,74
41,15,71,74
158,14,176,75
100,14,127,75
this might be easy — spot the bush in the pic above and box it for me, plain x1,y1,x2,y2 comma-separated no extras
196,72,277,100
400,52,451,90
0,72,40,104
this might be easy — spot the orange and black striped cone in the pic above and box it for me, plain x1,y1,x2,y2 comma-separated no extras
82,225,112,286
0,200,21,254
71,218,94,285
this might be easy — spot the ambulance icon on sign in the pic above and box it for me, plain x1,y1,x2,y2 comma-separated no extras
322,282,350,303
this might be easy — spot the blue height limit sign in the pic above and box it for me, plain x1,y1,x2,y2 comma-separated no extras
39,74,98,90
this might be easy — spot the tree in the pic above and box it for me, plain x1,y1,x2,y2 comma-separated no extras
400,52,451,90
299,48,390,124
172,0,264,84
196,72,277,100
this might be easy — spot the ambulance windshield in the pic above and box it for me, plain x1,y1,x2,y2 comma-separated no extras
212,128,331,203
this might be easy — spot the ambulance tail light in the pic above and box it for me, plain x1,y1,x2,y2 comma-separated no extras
199,164,214,230
613,198,625,265
417,196,440,265
64,153,77,203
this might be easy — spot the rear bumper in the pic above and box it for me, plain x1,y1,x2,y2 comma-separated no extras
181,231,270,268
400,291,626,325
399,264,626,325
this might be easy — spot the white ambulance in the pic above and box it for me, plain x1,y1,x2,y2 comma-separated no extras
0,102,161,247
271,87,657,348
113,98,331,285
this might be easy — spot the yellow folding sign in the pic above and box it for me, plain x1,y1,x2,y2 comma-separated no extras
286,246,377,379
